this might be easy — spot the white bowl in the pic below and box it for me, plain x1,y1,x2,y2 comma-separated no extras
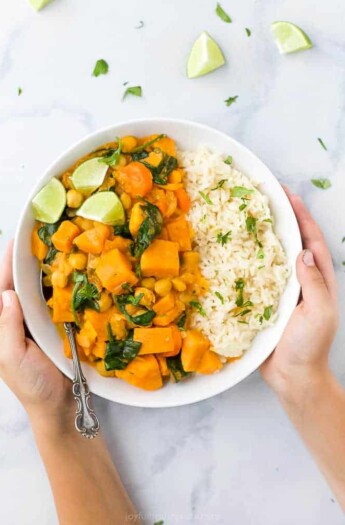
13,118,301,408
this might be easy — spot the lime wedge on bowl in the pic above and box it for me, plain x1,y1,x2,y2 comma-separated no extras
31,177,66,223
187,31,225,79
28,0,53,10
76,191,125,226
70,158,109,196
271,21,312,54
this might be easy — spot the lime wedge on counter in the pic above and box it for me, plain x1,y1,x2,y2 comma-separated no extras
70,158,109,196
32,177,66,224
28,0,53,11
271,21,313,54
187,31,225,78
76,191,125,226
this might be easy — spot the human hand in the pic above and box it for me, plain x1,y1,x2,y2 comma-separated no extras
261,191,339,401
0,241,73,432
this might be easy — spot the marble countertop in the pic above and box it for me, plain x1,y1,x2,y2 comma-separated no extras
1,0,344,523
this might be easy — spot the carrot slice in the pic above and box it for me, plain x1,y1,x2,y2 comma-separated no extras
117,162,153,198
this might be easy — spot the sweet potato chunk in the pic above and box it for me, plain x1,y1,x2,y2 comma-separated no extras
31,227,48,261
196,349,223,374
134,327,175,355
129,202,146,237
141,240,179,278
181,329,210,372
116,355,163,390
96,248,138,293
51,221,81,253
166,216,191,251
74,227,108,255
153,291,175,315
52,284,74,323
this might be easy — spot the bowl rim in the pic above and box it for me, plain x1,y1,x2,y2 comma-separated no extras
13,117,302,408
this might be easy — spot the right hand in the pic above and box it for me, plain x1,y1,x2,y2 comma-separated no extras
0,242,74,431
261,191,339,399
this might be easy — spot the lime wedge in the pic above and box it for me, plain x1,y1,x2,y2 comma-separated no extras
76,191,125,226
28,0,53,10
187,31,225,79
271,21,312,54
32,177,66,224
70,158,109,196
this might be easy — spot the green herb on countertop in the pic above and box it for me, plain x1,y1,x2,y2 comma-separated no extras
123,85,142,100
225,95,238,107
317,137,327,150
135,21,144,29
245,28,252,37
18,87,22,96
311,178,331,190
215,3,232,23
92,59,109,77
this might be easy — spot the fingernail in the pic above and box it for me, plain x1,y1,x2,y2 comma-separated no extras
303,249,315,267
1,291,12,307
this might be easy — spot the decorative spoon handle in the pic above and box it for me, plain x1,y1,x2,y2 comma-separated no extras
64,322,100,439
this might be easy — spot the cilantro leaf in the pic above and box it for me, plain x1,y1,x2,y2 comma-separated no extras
311,178,331,190
99,137,122,166
263,305,273,321
224,155,233,165
231,186,255,198
245,28,251,37
135,20,144,29
216,230,232,246
189,300,206,317
123,85,142,100
18,87,22,96
257,248,265,260
92,59,109,77
211,179,227,191
199,191,213,204
225,95,238,107
215,291,225,304
215,3,232,23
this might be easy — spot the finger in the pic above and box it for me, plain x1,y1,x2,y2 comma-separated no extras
0,291,26,365
287,193,337,302
0,241,14,292
296,249,329,305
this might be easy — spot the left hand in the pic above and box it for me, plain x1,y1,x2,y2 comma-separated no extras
0,241,74,431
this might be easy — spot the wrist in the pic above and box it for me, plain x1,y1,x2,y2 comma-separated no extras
28,403,76,443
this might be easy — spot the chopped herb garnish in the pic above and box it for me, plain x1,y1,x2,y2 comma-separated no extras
216,230,232,246
123,85,142,100
245,28,251,37
130,201,163,257
201,214,207,223
311,178,331,190
233,308,252,317
104,324,141,371
225,96,238,107
224,155,233,165
92,59,109,77
135,20,144,29
263,305,273,321
246,215,257,235
238,320,249,324
263,218,272,223
99,137,122,166
239,201,247,211
199,191,213,205
154,521,164,525
215,3,232,23
167,353,190,383
231,186,255,198
189,300,206,317
211,179,227,191
258,265,265,270
71,272,100,326
18,87,22,96
342,237,345,243
215,291,225,304
317,137,327,150
130,133,166,154
257,248,265,259
235,278,245,307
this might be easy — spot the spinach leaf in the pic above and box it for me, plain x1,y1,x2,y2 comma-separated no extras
71,272,100,326
167,353,191,383
130,201,162,257
113,222,132,239
99,138,122,166
131,150,149,162
104,324,141,371
114,294,156,326
176,312,187,331
38,223,60,264
141,154,178,185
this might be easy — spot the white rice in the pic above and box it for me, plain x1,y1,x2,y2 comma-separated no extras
179,147,289,358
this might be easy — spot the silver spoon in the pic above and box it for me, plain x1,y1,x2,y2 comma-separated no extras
40,271,100,439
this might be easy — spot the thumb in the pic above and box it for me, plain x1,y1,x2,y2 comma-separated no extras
296,249,329,304
0,290,26,350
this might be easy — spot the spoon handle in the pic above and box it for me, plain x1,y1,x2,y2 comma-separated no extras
64,322,100,439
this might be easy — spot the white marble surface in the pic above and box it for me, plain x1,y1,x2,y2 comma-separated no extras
0,0,345,523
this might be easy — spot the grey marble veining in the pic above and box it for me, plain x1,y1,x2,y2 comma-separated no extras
0,0,344,523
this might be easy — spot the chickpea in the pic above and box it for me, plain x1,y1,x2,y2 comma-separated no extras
154,278,172,296
171,277,187,292
117,154,127,167
110,314,127,340
134,287,155,307
120,192,132,210
51,271,68,288
67,189,84,208
98,292,113,312
140,277,156,290
42,275,52,287
121,136,138,153
69,253,87,270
